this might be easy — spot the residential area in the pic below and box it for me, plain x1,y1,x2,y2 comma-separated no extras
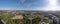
0,10,60,24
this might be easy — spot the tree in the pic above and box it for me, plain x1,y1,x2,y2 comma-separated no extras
32,17,41,24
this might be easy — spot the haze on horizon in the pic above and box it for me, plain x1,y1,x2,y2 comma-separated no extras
0,0,60,11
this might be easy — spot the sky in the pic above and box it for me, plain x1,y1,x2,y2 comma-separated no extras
0,0,60,11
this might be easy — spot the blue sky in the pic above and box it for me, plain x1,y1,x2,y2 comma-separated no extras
0,0,60,10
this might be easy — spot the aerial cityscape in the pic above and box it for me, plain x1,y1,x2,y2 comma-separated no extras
0,10,60,24
0,0,60,24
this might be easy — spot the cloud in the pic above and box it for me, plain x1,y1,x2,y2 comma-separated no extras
19,0,49,8
1,0,60,11
34,0,60,11
49,0,57,5
36,6,60,11
0,7,19,10
19,0,26,3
